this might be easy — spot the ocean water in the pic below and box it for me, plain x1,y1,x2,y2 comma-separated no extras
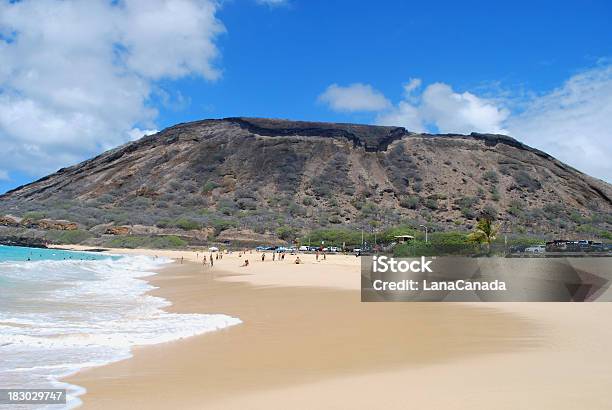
0,245,241,409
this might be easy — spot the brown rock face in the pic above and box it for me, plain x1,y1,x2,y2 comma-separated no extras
0,118,610,237
22,219,78,231
105,226,131,235
0,215,21,227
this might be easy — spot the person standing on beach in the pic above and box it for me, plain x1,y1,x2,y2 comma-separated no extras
180,256,184,264
210,256,214,268
315,251,319,261
272,253,275,261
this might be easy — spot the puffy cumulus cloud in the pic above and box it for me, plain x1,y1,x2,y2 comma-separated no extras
375,101,425,132
420,83,510,134
506,65,612,183
318,83,391,112
119,0,224,80
0,0,224,176
377,81,509,134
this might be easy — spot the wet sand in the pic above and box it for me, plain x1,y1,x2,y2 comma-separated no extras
61,248,612,409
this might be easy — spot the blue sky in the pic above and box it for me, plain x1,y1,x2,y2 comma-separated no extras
1,0,611,194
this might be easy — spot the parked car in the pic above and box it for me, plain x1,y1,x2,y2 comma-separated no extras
577,240,591,250
525,245,546,254
546,240,569,252
509,245,527,253
328,246,339,252
298,245,309,251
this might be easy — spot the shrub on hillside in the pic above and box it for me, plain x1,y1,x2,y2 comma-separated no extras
174,218,201,230
514,171,541,191
399,196,420,209
105,235,188,249
46,229,93,244
483,170,499,183
22,211,46,221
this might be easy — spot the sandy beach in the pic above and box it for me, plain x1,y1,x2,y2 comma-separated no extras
58,247,612,409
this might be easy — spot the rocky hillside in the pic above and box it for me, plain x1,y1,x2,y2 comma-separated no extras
1,117,610,245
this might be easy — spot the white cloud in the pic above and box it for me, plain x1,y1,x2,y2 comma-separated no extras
377,81,509,134
119,0,224,80
376,101,425,132
0,0,224,176
318,83,391,112
506,65,612,183
403,78,422,95
0,170,9,181
419,83,510,134
128,128,159,141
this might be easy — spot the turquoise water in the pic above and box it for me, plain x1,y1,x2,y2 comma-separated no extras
0,245,241,409
0,245,113,262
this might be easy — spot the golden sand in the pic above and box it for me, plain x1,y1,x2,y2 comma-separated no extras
56,246,612,409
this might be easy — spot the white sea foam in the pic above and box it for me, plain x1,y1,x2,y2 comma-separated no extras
0,253,241,409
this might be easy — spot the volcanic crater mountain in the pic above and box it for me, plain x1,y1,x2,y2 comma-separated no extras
0,117,610,246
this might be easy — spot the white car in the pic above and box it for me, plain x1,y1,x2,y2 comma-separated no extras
525,245,545,254
298,246,309,251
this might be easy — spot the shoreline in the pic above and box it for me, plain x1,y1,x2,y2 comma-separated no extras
59,247,612,409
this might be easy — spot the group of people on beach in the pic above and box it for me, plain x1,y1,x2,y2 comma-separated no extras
178,248,313,269
260,252,287,262
259,252,302,265
206,252,222,267
185,251,223,268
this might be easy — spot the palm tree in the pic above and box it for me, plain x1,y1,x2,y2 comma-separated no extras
468,217,499,253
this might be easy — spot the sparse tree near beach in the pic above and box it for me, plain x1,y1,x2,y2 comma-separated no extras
467,217,499,254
